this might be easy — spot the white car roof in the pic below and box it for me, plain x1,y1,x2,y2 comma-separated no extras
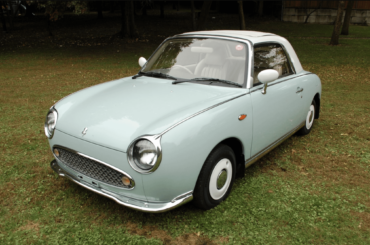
178,30,303,74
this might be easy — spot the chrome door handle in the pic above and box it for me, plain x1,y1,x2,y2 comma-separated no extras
296,87,304,93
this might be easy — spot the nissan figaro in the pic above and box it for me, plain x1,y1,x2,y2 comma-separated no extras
46,30,321,212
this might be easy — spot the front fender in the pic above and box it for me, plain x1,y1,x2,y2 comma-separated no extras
142,93,253,202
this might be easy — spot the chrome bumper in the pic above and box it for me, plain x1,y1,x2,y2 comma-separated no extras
50,160,193,213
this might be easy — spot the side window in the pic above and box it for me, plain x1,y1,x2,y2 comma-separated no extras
253,44,293,85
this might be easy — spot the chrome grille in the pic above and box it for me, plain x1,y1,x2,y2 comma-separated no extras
55,147,129,188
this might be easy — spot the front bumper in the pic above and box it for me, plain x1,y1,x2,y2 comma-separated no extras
50,160,193,213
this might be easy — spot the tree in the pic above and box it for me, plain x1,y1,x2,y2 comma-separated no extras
0,1,7,33
258,0,264,16
120,1,139,38
40,1,87,21
38,1,87,36
97,1,103,19
196,1,212,30
341,0,355,35
238,1,246,30
159,1,164,18
304,0,323,24
329,1,345,45
191,1,196,30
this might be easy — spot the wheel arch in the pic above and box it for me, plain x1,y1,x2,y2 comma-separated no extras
218,137,245,178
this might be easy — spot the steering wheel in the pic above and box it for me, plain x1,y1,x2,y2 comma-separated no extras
169,65,194,79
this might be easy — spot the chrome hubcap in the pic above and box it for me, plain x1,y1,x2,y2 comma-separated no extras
217,169,227,189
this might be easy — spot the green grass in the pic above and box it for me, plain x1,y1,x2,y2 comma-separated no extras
1,17,369,244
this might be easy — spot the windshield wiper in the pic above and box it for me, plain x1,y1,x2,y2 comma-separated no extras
132,71,177,80
172,77,242,88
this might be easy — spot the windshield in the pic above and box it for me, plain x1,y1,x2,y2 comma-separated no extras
141,38,247,87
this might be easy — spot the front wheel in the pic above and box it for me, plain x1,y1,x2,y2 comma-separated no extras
297,99,316,136
193,144,236,210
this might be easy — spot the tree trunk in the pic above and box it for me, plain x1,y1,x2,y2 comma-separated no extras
159,1,164,18
9,1,14,28
191,1,196,30
341,0,355,35
142,6,147,16
97,1,103,19
24,2,34,18
238,1,246,30
129,1,139,38
110,1,115,13
46,14,53,36
5,1,13,30
120,1,130,38
215,1,220,12
329,1,345,45
258,0,264,16
197,1,212,31
0,1,7,33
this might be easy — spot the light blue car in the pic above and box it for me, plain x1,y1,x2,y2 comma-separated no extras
45,31,321,213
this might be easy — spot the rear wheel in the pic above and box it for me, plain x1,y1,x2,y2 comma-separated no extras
193,144,236,210
297,99,316,136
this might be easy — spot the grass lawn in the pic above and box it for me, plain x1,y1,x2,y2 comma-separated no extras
0,11,369,244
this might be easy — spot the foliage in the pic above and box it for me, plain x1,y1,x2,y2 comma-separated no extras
35,1,88,21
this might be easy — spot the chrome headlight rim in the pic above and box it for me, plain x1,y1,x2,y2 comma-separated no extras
44,107,58,139
127,135,162,174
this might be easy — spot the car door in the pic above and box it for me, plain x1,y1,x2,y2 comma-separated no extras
249,43,303,157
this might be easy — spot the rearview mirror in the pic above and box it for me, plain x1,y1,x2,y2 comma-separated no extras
257,69,279,94
138,57,147,67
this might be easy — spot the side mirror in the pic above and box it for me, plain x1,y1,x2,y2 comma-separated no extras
138,57,147,67
257,69,279,94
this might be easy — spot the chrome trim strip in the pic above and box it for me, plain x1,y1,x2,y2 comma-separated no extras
157,93,248,138
50,160,193,213
250,73,314,92
52,145,135,189
171,190,193,203
245,121,305,168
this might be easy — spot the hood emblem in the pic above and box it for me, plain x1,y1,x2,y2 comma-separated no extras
82,127,88,136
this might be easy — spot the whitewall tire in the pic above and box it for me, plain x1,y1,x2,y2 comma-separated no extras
298,99,316,136
193,144,236,210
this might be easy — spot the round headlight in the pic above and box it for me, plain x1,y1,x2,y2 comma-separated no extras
128,135,162,174
132,140,157,170
44,108,58,138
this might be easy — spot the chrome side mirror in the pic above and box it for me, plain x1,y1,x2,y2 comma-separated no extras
138,57,147,67
258,69,279,94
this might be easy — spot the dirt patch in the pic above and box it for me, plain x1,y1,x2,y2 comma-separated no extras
18,221,40,233
125,221,216,245
351,211,370,231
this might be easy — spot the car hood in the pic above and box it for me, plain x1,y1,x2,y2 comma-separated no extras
54,76,245,152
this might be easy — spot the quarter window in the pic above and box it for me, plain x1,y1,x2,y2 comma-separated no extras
253,44,293,85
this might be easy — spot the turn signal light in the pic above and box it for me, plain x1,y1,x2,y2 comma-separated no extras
238,114,247,121
53,148,60,157
121,176,131,186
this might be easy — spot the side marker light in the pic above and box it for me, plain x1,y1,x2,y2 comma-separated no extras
238,114,247,121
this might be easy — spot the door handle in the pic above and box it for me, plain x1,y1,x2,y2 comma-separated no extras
296,87,304,93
